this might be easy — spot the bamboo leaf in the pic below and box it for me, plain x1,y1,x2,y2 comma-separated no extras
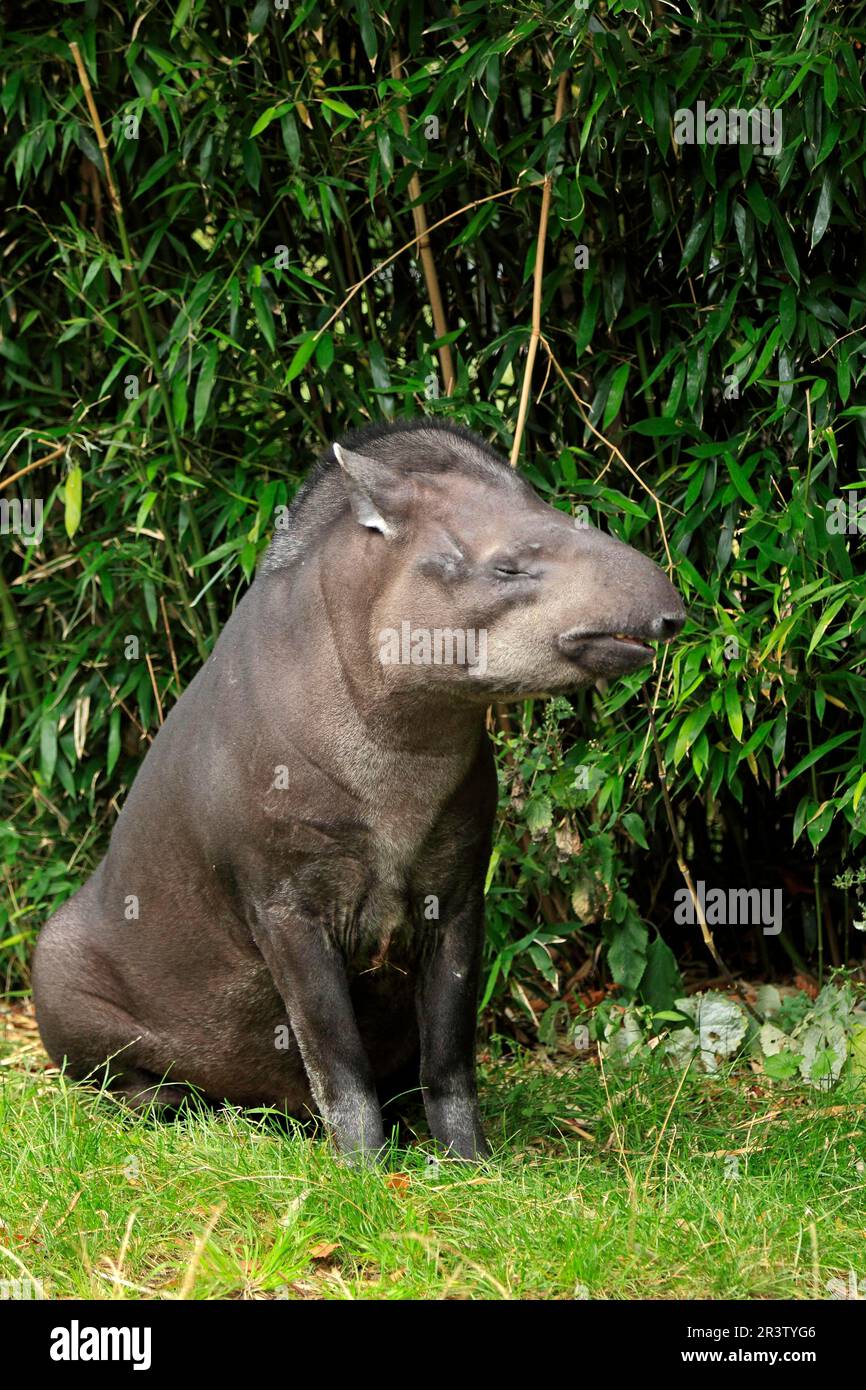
64,465,83,538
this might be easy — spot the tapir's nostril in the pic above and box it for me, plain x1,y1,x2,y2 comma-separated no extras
652,610,686,640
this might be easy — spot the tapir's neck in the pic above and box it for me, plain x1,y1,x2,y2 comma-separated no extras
252,550,485,782
326,567,485,756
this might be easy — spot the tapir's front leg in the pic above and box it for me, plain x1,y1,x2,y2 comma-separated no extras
416,892,490,1160
251,911,386,1160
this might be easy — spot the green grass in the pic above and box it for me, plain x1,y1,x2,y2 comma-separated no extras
1,1029,864,1300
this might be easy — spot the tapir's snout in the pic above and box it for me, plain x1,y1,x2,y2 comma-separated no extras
555,550,686,679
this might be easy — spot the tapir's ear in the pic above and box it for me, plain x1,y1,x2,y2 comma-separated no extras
333,442,402,537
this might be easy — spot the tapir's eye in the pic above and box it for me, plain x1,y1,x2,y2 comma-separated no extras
493,563,532,579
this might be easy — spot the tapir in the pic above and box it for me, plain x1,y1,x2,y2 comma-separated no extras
33,420,684,1159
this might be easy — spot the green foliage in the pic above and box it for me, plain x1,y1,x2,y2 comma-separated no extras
598,977,866,1093
1,1,865,1019
3,1043,865,1299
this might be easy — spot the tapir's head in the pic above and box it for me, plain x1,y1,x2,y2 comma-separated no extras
271,422,685,702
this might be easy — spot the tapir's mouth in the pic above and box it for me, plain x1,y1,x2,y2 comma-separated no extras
557,631,656,675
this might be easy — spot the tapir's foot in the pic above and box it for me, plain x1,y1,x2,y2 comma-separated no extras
425,1095,490,1161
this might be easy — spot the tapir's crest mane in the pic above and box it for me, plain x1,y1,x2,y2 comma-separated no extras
262,418,520,573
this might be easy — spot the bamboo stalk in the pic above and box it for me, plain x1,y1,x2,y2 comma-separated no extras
510,71,569,467
69,42,213,659
389,49,455,395
145,652,164,725
160,595,182,695
0,445,65,493
316,183,541,343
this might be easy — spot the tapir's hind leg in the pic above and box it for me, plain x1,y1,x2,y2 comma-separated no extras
34,883,314,1116
33,888,184,1109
